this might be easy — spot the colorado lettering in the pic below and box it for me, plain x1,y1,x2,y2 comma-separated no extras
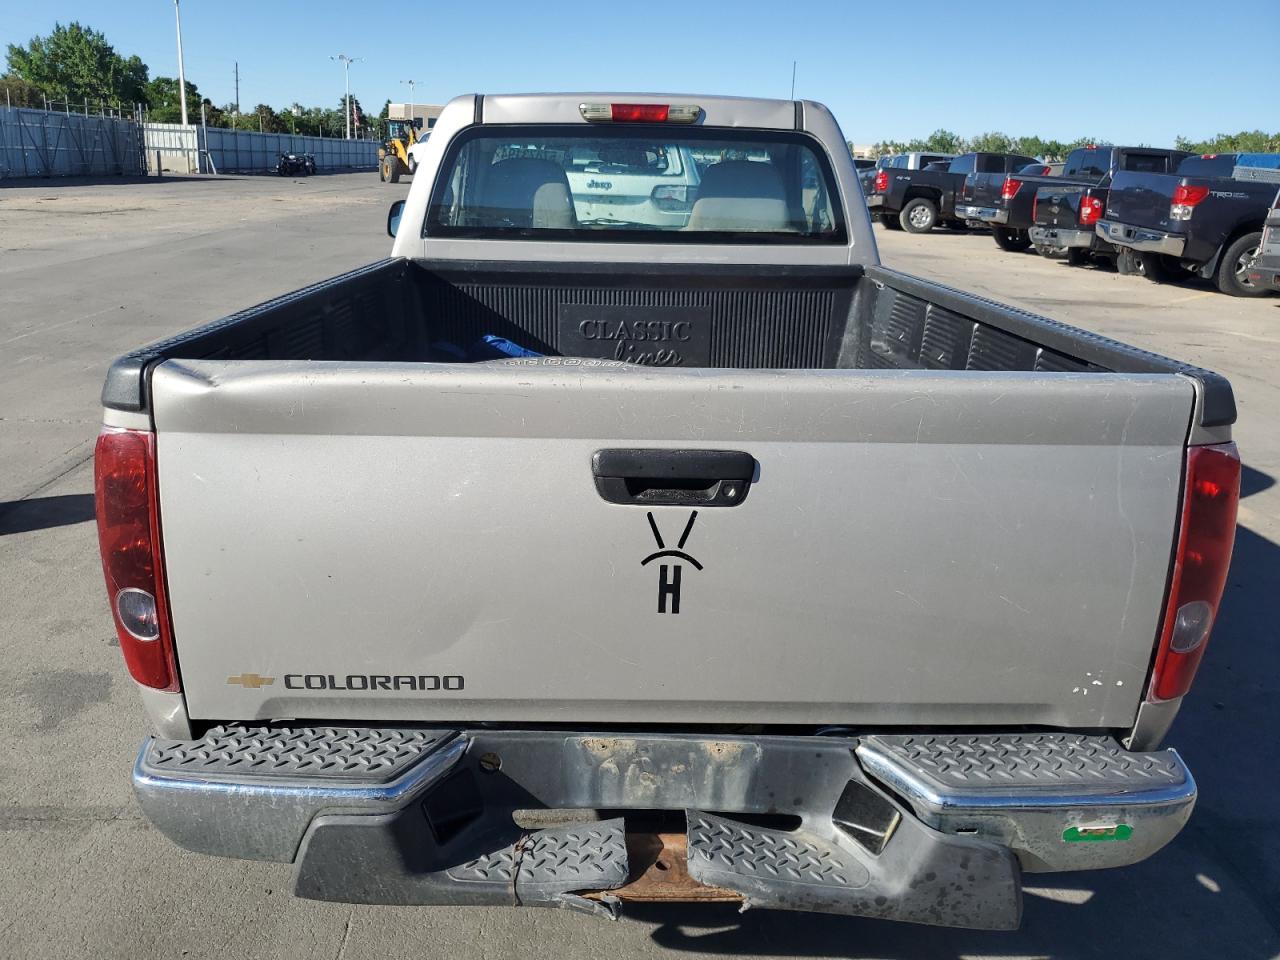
283,674,464,691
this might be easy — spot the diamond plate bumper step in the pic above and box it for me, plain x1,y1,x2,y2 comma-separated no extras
686,810,1021,929
855,733,1196,871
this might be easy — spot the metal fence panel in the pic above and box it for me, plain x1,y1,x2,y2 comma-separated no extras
141,123,378,175
0,107,144,179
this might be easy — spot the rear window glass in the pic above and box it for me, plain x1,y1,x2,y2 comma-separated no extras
426,126,845,244
1064,149,1110,177
1176,154,1239,177
1122,153,1173,173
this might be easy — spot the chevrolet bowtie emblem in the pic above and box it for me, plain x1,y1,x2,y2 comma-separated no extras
227,673,275,689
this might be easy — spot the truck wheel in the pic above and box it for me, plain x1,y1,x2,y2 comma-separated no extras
1067,248,1092,267
1115,249,1143,275
406,157,418,175
993,227,1031,252
390,162,402,184
899,198,938,233
879,213,902,231
379,159,389,182
1140,253,1187,284
1214,232,1266,297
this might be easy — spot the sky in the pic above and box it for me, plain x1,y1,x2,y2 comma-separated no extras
2,0,1276,145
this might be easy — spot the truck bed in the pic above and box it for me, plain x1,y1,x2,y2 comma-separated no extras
104,257,1232,413
106,258,1233,730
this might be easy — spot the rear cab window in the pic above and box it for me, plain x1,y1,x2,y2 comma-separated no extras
1176,154,1239,178
1063,148,1111,178
426,126,846,244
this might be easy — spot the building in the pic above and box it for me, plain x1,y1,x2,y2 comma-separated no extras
387,102,445,131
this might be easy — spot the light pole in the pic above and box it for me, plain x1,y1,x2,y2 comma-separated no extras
331,54,363,140
400,79,419,134
174,0,189,126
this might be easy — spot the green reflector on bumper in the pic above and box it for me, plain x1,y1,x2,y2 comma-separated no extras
1063,824,1133,843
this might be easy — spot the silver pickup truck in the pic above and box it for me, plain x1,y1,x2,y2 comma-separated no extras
96,93,1240,929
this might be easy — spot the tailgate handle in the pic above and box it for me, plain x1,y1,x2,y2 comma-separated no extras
592,449,755,507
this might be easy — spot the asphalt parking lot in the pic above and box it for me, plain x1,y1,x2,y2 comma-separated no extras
1,172,1278,959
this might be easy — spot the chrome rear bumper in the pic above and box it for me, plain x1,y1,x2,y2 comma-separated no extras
1096,219,1187,256
132,726,1195,926
1029,226,1094,249
955,204,1007,224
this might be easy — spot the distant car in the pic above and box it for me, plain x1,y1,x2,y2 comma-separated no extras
561,142,703,228
405,134,431,174
1246,187,1280,291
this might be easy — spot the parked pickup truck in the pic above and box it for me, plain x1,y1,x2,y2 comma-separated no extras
99,93,1240,930
1246,186,1280,291
1029,146,1190,269
858,151,955,205
956,161,1063,252
869,151,1036,233
1098,154,1280,296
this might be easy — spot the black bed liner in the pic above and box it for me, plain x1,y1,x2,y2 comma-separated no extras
102,256,1235,428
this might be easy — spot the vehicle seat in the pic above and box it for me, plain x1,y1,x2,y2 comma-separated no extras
685,160,793,232
474,158,576,229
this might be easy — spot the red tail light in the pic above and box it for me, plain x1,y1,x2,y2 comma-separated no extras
1078,195,1104,226
610,103,669,122
94,427,178,691
1001,178,1023,201
1172,184,1209,207
874,170,889,193
1149,443,1240,701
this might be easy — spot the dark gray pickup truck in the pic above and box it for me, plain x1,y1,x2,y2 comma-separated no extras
1029,146,1190,269
97,93,1241,930
1099,154,1280,296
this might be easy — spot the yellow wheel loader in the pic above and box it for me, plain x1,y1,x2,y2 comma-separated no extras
378,118,422,183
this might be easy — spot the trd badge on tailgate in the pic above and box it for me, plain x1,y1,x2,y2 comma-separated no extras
642,510,701,614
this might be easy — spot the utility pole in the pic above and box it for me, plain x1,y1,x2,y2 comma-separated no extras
330,54,363,140
174,0,189,126
401,79,419,132
790,60,797,100
233,61,239,115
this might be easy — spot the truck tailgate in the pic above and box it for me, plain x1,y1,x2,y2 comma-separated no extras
151,359,1194,728
1105,171,1183,231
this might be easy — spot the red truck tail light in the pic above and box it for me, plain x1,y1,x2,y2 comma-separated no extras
1001,178,1023,201
1078,195,1104,226
1149,443,1240,702
1170,184,1210,221
94,427,179,691
873,170,889,193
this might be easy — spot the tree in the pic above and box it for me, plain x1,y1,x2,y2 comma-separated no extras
0,73,42,108
922,129,964,154
144,76,202,123
969,131,1014,154
1176,130,1280,153
5,22,147,106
